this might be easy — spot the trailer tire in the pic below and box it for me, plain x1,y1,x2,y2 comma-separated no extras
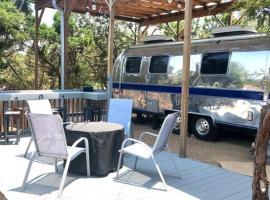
190,116,218,140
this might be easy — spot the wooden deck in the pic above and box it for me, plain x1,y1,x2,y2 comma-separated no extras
0,136,253,200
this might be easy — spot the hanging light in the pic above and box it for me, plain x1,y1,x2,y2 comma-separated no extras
86,6,91,17
167,0,172,4
92,0,97,11
85,0,91,17
177,1,181,8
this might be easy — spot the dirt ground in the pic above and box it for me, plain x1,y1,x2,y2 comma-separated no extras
132,117,270,177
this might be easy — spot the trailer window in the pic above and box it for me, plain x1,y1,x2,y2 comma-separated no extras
125,57,142,73
201,52,229,74
149,55,169,73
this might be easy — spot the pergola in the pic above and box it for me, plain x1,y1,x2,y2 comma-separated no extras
33,0,236,157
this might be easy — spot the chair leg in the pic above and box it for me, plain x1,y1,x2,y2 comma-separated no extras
22,151,36,190
4,117,8,144
16,118,20,144
116,150,124,180
85,151,90,176
24,137,33,158
58,157,71,198
54,158,58,173
133,156,138,169
152,157,167,191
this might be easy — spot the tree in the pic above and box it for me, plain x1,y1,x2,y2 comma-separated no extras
0,1,29,89
237,0,270,31
34,13,134,90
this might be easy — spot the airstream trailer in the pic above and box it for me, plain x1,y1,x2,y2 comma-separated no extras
112,29,270,140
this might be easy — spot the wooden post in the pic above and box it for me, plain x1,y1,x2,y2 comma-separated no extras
107,1,115,100
134,22,137,44
166,23,177,38
179,0,193,157
34,8,39,90
176,20,180,41
137,24,141,44
63,0,69,89
140,25,149,43
34,7,44,89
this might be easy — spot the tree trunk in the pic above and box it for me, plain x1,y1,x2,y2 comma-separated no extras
0,191,7,200
253,104,270,200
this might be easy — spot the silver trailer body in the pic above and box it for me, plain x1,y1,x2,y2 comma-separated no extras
112,33,270,140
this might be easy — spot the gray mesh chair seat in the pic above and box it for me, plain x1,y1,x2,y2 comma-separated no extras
22,113,90,198
121,143,153,159
115,112,178,191
24,100,54,157
24,99,71,157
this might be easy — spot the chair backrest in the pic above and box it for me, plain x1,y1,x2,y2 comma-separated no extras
107,99,133,137
27,99,53,114
26,113,68,159
152,112,178,154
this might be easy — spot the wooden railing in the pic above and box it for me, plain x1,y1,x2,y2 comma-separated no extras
0,90,107,133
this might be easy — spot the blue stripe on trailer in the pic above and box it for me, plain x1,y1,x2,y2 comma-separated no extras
113,83,264,101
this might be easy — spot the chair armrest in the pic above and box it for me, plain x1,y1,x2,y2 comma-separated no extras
63,122,73,126
120,138,152,155
71,137,89,151
139,131,158,141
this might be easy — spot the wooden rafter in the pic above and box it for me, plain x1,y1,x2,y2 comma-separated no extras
140,1,234,25
35,0,235,26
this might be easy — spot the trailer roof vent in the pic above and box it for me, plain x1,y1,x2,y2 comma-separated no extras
142,35,174,44
211,26,257,37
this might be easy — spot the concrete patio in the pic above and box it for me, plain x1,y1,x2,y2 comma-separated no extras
0,134,253,200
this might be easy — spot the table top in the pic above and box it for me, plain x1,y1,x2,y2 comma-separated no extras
65,122,124,134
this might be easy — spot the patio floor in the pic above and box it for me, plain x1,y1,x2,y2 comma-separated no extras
0,135,253,200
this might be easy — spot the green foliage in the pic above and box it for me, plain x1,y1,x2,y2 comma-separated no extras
0,2,27,53
237,0,270,31
33,13,134,89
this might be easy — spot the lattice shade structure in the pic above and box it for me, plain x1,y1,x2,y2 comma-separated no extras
35,0,235,25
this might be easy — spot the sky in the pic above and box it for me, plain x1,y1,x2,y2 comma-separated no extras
41,8,56,26
31,4,56,26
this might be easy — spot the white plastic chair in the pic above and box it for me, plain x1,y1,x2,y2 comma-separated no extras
22,113,90,197
107,99,133,138
115,112,178,191
24,99,54,157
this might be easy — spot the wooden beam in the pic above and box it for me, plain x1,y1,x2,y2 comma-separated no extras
137,24,141,44
235,14,244,25
214,15,225,26
107,2,115,99
140,2,233,26
34,0,235,26
34,7,45,90
179,0,193,157
34,9,39,90
35,0,52,10
178,28,184,41
137,25,149,44
166,22,177,37
63,0,69,89
67,0,77,18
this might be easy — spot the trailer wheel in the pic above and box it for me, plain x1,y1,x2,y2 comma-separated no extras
190,116,218,140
